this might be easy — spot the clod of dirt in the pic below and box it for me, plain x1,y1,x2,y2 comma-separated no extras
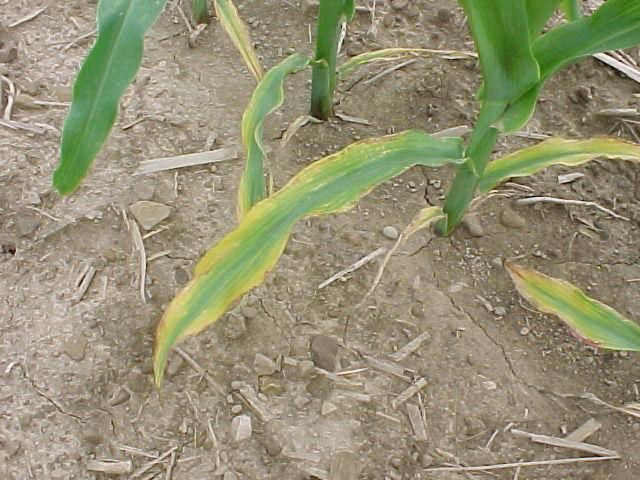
62,335,87,362
462,214,484,237
258,433,283,457
306,375,331,400
230,415,252,443
133,183,155,201
493,306,506,317
436,7,454,23
382,225,399,240
241,305,258,320
500,208,526,229
310,335,338,371
224,315,246,340
254,353,277,376
15,215,40,237
490,257,504,269
129,201,172,230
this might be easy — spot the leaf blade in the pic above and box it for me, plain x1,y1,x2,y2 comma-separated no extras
214,0,263,81
507,263,640,351
237,54,310,219
53,0,167,195
478,137,640,194
154,131,465,386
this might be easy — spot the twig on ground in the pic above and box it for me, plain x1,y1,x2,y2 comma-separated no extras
1,75,16,120
134,148,238,175
565,418,601,443
63,28,98,51
129,219,147,303
174,347,226,395
510,428,618,457
335,112,372,125
174,2,194,33
516,196,628,221
131,446,179,478
86,459,133,475
425,456,620,473
0,117,48,134
363,59,417,85
8,6,48,28
73,264,97,303
593,52,640,85
406,403,428,441
165,451,176,480
389,331,432,362
391,377,428,410
317,246,386,289
118,445,159,459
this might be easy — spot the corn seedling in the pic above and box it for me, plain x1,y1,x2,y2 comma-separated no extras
50,1,640,387
507,263,640,352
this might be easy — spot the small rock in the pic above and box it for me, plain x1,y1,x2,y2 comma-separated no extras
410,303,426,319
310,335,338,371
321,401,338,416
500,208,526,229
174,268,190,285
297,360,316,379
306,375,331,400
82,429,103,447
241,306,258,320
406,5,420,18
391,0,408,10
382,225,399,240
436,7,454,23
344,231,363,246
231,380,244,390
15,215,40,237
224,316,246,340
230,415,252,442
231,404,243,414
63,335,87,361
254,353,277,376
133,183,155,201
346,43,364,57
166,354,185,378
293,393,311,409
420,454,434,468
520,327,530,336
383,13,395,28
494,306,507,317
490,257,503,269
259,434,283,456
259,376,283,395
0,45,17,63
129,201,172,230
462,214,484,237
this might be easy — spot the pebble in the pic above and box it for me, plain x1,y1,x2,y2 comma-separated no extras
520,327,530,336
500,208,526,229
174,268,190,285
306,375,331,400
224,316,246,340
293,393,311,409
346,43,364,57
420,454,434,468
15,215,40,237
383,13,395,28
231,404,243,414
391,0,408,10
230,415,252,442
462,214,484,237
241,306,258,320
82,429,103,446
254,353,277,376
129,201,172,230
310,335,338,371
133,183,155,201
406,5,420,18
382,225,399,240
63,335,87,361
410,303,426,319
436,7,454,23
494,306,507,317
297,359,316,379
490,257,503,269
231,380,244,390
345,231,363,247
260,434,283,456
321,401,338,416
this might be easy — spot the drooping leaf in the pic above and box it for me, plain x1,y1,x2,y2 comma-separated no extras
154,131,465,386
477,137,640,194
214,0,263,80
237,54,310,219
506,262,640,351
53,0,167,195
499,0,640,131
337,48,476,79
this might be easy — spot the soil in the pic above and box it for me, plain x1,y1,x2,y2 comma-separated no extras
1,1,639,479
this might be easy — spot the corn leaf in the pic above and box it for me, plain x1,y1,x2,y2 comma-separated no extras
53,0,166,195
526,0,564,39
192,0,210,24
237,54,310,219
500,0,640,132
506,263,640,351
337,48,476,79
154,131,465,386
214,0,263,81
478,137,640,194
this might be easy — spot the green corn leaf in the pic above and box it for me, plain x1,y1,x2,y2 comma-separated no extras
506,262,640,351
192,0,210,24
153,131,465,386
342,0,356,21
478,137,640,194
53,0,167,195
214,0,263,80
526,0,564,39
561,0,582,21
500,0,640,132
337,48,476,79
237,54,310,219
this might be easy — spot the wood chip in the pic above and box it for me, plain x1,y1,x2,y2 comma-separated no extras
318,247,386,289
565,418,602,443
557,172,585,184
129,219,147,303
406,403,428,441
510,428,618,457
283,450,322,463
391,377,427,410
86,459,133,475
389,331,431,362
593,52,640,85
335,112,372,125
134,148,238,175
363,355,410,381
8,6,48,28
131,446,179,478
72,265,97,303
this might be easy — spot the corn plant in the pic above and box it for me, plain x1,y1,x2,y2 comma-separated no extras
49,0,640,386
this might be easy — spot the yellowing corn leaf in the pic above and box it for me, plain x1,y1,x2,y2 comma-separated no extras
214,0,263,80
237,54,310,219
337,48,476,79
506,263,640,351
53,0,167,195
154,131,465,386
478,137,640,194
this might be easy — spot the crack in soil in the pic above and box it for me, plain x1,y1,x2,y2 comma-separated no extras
24,371,85,423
